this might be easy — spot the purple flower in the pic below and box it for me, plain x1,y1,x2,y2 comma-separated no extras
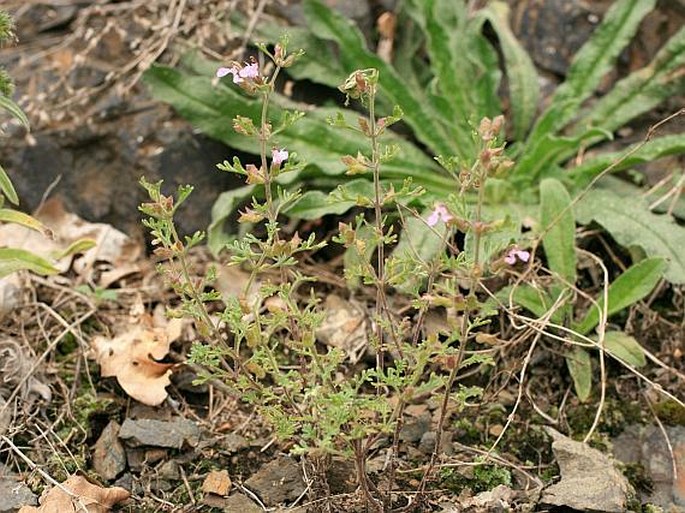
272,148,288,165
239,62,259,80
504,248,531,265
427,203,453,227
216,67,232,78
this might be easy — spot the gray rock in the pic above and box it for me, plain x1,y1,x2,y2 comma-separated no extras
0,475,37,512
93,420,127,481
222,493,263,513
541,428,634,513
119,418,201,449
244,456,306,506
613,424,685,510
399,412,431,443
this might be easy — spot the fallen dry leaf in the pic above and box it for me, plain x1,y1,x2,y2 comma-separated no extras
18,475,129,512
90,317,184,406
0,198,140,281
202,469,232,496
316,294,368,363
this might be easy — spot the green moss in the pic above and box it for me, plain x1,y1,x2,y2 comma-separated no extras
652,399,685,426
567,397,644,437
621,462,654,495
440,461,512,494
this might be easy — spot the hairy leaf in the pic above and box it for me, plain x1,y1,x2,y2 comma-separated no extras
575,189,684,283
478,1,539,140
600,330,646,368
0,163,18,205
540,179,576,284
566,347,592,402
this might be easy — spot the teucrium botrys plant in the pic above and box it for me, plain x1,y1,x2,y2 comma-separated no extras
141,34,529,509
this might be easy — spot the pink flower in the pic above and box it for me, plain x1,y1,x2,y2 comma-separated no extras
504,248,531,265
216,62,259,84
272,148,288,165
216,66,233,78
427,203,453,227
239,62,259,80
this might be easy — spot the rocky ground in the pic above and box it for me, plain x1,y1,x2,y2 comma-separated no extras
0,1,684,512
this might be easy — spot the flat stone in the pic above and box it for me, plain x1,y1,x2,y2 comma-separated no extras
0,475,37,512
244,456,306,506
118,418,201,449
221,493,263,513
541,428,633,513
93,420,127,481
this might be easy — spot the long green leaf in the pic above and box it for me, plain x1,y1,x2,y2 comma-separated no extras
566,347,592,402
143,65,446,187
575,189,685,284
539,0,655,134
0,94,29,130
0,163,18,205
601,330,646,368
540,179,576,284
302,0,458,157
566,134,685,188
0,248,58,278
517,0,656,177
0,209,50,234
208,184,255,255
576,27,685,135
478,1,539,140
574,257,666,335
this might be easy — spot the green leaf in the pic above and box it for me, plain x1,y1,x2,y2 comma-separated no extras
566,347,592,402
498,283,565,323
600,330,646,368
535,0,655,136
343,223,376,290
143,64,446,188
56,238,97,259
575,189,684,284
0,208,49,234
285,179,375,219
540,179,576,284
0,94,29,130
391,211,445,293
207,184,255,255
566,134,685,188
478,1,539,140
302,0,458,157
575,27,685,135
518,0,656,178
0,163,18,205
575,257,666,335
0,248,58,278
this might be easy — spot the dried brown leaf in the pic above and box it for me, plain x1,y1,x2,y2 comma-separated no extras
18,475,129,512
90,318,183,406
